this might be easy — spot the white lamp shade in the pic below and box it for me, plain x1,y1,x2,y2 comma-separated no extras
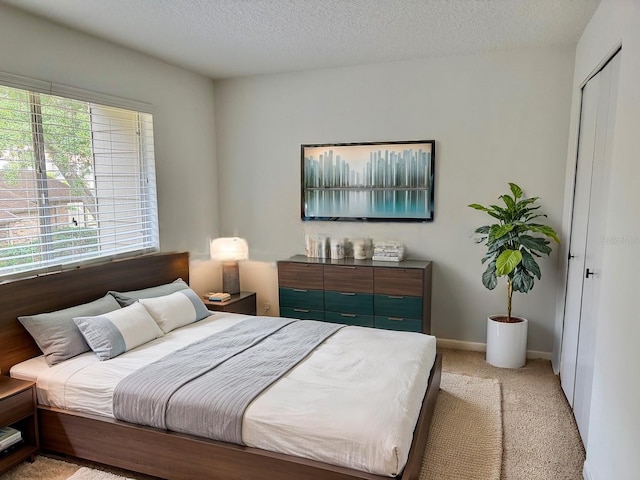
210,237,249,262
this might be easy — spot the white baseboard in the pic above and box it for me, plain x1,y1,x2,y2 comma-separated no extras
436,338,486,352
583,459,593,480
527,349,552,360
436,338,552,361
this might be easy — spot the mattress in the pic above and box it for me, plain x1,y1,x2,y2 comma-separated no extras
11,312,436,476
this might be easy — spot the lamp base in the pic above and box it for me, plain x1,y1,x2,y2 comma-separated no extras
222,261,240,295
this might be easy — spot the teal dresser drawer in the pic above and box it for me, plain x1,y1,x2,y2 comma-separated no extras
279,287,324,311
324,291,373,315
374,316,422,332
374,294,422,318
280,307,324,321
278,257,432,334
324,311,374,327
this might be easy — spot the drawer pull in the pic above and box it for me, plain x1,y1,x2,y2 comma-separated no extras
387,295,405,299
294,308,310,313
337,266,358,269
340,313,357,318
387,317,404,321
293,288,308,292
340,292,356,296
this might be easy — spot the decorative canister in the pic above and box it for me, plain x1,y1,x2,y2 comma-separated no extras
330,239,344,259
343,238,353,258
363,238,373,259
317,236,329,259
353,239,366,260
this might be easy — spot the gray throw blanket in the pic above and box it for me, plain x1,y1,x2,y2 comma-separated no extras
113,317,344,444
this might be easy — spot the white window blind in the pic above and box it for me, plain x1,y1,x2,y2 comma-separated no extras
0,82,158,277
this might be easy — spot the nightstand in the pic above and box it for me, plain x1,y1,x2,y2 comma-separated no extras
0,377,39,474
203,291,257,315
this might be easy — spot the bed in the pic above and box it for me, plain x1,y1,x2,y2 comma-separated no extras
0,252,441,480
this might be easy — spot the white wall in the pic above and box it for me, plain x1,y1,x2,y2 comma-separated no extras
0,5,219,268
214,49,575,352
565,1,640,478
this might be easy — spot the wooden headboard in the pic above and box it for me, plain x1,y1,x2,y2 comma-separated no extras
0,252,189,376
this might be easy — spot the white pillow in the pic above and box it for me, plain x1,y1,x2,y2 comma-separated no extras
140,289,211,333
73,302,164,361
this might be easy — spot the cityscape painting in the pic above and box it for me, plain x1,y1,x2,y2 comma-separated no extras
301,140,435,222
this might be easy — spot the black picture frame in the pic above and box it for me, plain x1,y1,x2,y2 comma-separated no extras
301,140,435,222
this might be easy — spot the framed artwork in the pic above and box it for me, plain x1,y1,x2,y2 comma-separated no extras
301,140,435,222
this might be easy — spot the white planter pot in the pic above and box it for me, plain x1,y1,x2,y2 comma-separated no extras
486,315,528,368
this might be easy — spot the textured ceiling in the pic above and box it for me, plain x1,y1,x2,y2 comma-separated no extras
3,0,599,79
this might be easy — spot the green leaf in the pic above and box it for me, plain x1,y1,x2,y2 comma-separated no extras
468,203,490,212
528,224,561,243
481,254,495,264
509,183,523,199
469,204,502,220
485,243,503,257
485,232,513,257
474,225,491,234
496,249,522,276
489,204,507,217
482,262,498,290
520,249,541,279
488,224,501,240
517,203,541,219
522,212,545,222
518,235,552,255
516,197,539,209
500,194,516,213
492,224,514,240
512,267,534,293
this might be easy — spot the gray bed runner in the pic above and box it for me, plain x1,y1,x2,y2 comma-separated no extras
113,317,344,444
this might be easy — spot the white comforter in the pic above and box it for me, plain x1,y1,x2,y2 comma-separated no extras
11,313,436,476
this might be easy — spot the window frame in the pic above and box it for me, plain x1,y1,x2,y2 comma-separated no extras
0,71,159,280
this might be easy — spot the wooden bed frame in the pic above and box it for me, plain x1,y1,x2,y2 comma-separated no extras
0,252,442,480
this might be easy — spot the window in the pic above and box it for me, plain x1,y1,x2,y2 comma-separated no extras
0,80,158,277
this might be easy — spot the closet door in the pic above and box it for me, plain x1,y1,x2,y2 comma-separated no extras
560,74,599,407
560,52,620,445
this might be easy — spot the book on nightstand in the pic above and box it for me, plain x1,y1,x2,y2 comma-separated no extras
204,292,231,302
0,427,22,452
0,440,24,458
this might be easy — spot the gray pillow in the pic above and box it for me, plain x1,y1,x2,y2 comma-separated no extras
18,294,122,366
108,278,190,307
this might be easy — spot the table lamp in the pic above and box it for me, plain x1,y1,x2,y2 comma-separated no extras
210,237,249,295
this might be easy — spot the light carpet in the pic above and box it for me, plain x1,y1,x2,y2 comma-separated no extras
441,349,585,479
0,372,502,480
67,468,135,480
420,373,502,480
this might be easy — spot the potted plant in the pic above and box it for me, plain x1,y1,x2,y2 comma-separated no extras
469,182,559,368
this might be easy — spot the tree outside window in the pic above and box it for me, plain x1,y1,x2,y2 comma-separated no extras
0,84,158,276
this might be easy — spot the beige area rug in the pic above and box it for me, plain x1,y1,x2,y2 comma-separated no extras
440,349,585,480
0,459,146,480
0,456,75,480
0,372,502,480
420,373,502,480
67,468,135,480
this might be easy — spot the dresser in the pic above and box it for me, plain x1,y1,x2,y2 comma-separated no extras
277,256,432,333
